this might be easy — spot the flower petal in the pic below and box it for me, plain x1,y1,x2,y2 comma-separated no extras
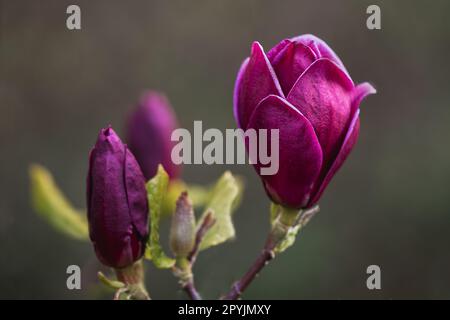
291,34,348,75
247,95,323,208
307,83,375,206
234,41,284,129
270,41,317,95
287,58,354,170
352,82,377,113
266,39,292,62
124,147,149,241
86,148,95,239
308,110,360,206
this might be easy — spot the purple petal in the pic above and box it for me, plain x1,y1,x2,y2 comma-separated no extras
266,39,292,62
308,110,360,206
86,148,95,239
234,41,284,129
270,41,317,95
247,95,323,208
352,82,377,113
291,34,348,75
287,58,354,171
308,82,375,206
124,147,149,240
233,57,249,129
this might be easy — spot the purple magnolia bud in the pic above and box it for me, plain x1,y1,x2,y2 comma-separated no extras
126,91,180,181
234,35,376,209
87,127,149,268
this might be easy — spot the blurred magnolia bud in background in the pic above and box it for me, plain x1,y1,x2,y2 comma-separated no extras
126,91,181,181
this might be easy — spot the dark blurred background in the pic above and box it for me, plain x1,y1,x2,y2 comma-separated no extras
1,0,450,299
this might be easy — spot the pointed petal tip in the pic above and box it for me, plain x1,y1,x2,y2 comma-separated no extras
358,82,377,94
266,38,292,62
102,125,114,136
250,41,264,56
235,41,284,129
353,82,377,107
251,40,262,48
96,126,123,152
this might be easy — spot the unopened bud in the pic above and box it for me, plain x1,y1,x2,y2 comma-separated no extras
170,192,196,257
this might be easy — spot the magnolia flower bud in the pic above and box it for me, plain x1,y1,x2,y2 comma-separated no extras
87,127,149,268
170,192,196,258
127,91,181,181
234,34,376,208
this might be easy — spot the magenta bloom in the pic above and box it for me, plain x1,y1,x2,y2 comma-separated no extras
234,35,376,209
87,127,149,268
127,91,180,181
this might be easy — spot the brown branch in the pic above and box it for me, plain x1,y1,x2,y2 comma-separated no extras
222,205,319,300
223,238,276,300
188,211,216,264
297,205,320,227
183,280,203,300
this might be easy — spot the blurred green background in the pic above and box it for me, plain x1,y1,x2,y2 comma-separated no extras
1,0,450,299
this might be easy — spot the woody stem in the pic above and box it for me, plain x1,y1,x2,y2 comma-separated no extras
175,212,216,300
223,205,319,300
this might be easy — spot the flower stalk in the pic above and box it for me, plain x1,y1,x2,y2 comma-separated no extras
114,260,150,300
223,205,319,300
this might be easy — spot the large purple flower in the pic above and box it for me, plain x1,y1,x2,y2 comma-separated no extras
234,34,376,209
126,91,180,181
87,127,149,268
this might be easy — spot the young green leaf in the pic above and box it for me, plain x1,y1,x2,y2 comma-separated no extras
29,164,89,241
231,175,245,212
97,271,125,290
271,204,319,254
197,171,241,251
145,165,175,268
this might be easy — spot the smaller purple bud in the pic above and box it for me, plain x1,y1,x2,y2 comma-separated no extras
126,91,181,181
87,127,149,268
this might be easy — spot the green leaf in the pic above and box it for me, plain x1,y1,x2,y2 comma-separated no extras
271,203,299,254
274,223,302,254
270,202,279,226
271,203,316,254
197,171,241,251
145,165,175,268
29,164,89,241
231,175,245,212
97,271,125,290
